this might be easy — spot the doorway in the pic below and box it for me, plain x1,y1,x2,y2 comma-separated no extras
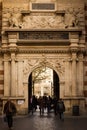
28,67,59,111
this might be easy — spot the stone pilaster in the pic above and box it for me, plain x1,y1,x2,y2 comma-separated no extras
65,59,71,96
71,53,77,96
17,60,24,96
4,59,10,96
77,53,84,96
11,53,16,96
69,31,79,97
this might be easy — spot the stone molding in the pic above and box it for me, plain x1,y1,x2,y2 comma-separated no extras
1,96,25,100
0,47,86,54
0,47,85,54
4,28,83,32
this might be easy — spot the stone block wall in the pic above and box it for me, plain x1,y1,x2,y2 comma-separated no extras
84,2,87,108
0,2,3,97
0,1,1,44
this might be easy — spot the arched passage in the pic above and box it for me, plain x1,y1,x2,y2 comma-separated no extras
28,67,60,112
53,70,60,99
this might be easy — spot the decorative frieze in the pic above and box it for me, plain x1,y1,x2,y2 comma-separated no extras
18,49,70,54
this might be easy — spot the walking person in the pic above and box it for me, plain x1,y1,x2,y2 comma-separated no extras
53,96,58,115
38,96,45,116
57,98,65,121
3,98,17,130
30,95,37,115
47,96,51,114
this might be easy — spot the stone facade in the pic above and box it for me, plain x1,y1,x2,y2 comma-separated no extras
0,0,87,114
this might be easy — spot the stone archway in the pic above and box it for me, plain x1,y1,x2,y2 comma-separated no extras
23,57,65,113
28,66,60,112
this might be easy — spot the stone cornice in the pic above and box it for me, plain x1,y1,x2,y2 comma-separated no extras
17,40,70,45
0,45,86,54
0,47,86,54
4,28,83,32
1,96,25,100
63,97,85,100
0,48,70,54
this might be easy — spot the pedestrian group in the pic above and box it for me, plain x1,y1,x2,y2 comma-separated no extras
30,95,65,121
3,96,65,130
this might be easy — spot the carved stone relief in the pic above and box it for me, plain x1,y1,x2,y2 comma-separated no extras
23,59,40,79
64,7,84,28
23,57,65,82
8,13,22,28
53,59,65,75
20,15,66,29
6,6,84,29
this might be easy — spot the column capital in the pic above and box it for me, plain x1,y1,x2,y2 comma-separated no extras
15,59,24,62
11,53,15,60
3,59,11,62
71,53,77,61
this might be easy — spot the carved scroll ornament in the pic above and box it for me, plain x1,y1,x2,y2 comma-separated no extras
23,58,65,81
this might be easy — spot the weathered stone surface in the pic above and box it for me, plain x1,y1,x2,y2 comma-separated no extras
0,0,87,114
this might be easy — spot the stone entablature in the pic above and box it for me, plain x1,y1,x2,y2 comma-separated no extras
2,28,84,52
3,28,82,44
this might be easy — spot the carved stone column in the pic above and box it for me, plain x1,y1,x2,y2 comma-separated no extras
77,53,84,96
11,53,16,96
65,59,71,96
17,60,24,96
71,53,77,96
4,58,10,96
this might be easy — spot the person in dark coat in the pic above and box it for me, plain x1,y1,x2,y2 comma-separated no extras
53,96,58,115
3,99,17,130
57,98,65,121
30,95,37,115
38,96,45,115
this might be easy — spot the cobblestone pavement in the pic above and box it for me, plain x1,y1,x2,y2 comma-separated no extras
0,111,87,130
